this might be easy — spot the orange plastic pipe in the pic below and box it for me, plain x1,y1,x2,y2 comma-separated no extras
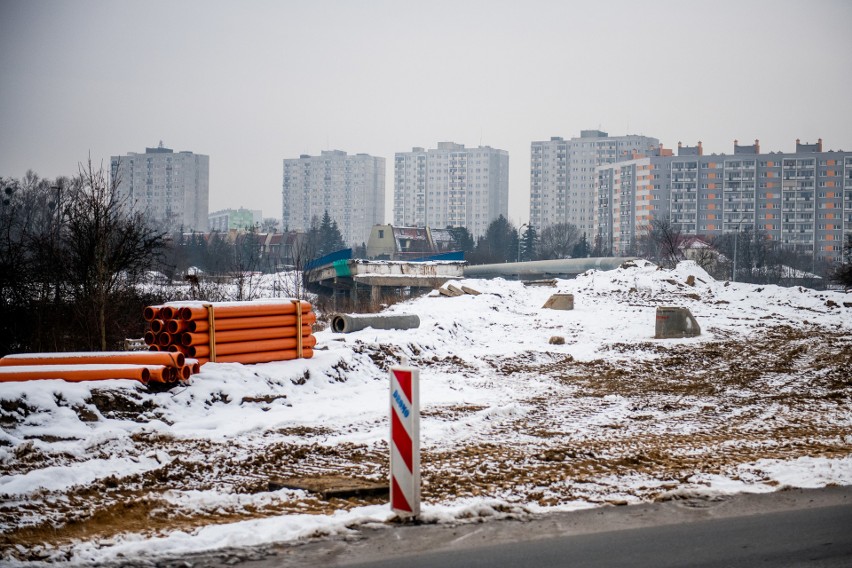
157,332,173,347
144,330,158,346
150,319,166,334
212,348,315,365
187,344,208,359
182,312,317,334
205,336,317,357
0,365,151,382
175,300,312,321
146,365,170,383
167,343,189,354
0,351,185,368
186,335,316,358
148,345,160,352
181,325,313,346
159,306,180,320
166,319,192,334
143,305,163,322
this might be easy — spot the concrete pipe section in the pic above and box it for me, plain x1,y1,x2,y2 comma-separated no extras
331,313,421,333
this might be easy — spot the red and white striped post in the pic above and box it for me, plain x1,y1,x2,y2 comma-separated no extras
389,363,420,518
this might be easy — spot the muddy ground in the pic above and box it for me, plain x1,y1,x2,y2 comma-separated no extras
2,323,851,563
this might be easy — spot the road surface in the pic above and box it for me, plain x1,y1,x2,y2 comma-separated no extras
141,485,852,567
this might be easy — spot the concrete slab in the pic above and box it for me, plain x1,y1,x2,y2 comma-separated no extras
542,293,574,310
268,475,389,500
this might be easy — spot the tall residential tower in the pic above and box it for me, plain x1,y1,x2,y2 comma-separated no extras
594,138,851,265
394,142,509,238
282,150,385,246
111,143,209,231
530,131,660,234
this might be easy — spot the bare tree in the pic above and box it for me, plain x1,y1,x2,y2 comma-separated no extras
64,159,165,350
232,226,263,301
833,232,852,288
275,230,317,299
639,218,685,268
538,222,580,260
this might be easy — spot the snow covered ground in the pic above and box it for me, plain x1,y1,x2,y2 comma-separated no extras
1,260,851,565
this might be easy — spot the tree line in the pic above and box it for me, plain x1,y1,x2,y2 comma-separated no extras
630,217,851,287
448,216,594,265
1,163,165,355
451,214,851,287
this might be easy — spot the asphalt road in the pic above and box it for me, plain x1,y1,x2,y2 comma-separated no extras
148,486,852,568
345,503,852,568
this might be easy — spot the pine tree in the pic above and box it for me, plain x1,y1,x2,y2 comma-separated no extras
317,210,345,256
520,225,538,261
572,233,590,258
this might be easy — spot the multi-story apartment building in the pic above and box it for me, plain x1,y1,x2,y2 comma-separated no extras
595,139,852,264
110,143,209,231
208,208,262,232
282,150,385,246
530,131,660,235
394,142,509,238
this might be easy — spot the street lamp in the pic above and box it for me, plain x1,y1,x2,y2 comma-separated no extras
517,223,528,262
731,216,749,282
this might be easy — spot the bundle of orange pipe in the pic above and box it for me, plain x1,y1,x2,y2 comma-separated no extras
0,351,194,385
143,299,316,366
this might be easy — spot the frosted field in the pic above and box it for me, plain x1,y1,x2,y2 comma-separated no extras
2,260,851,565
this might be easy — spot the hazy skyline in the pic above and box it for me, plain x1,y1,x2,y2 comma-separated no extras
2,0,851,228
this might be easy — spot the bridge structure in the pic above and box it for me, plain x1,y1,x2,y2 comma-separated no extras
304,249,637,310
304,249,465,310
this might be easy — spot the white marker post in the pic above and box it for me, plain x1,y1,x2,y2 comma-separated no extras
389,363,420,518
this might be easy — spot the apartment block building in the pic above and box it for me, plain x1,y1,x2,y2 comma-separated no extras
394,142,509,238
110,143,209,231
530,131,660,235
282,150,385,246
595,139,852,264
208,208,262,232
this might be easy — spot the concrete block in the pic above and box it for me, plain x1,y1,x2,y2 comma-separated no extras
461,286,481,296
655,306,701,338
447,284,465,296
542,293,574,310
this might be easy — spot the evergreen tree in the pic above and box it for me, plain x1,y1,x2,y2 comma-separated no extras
572,233,590,258
470,215,516,264
447,226,475,252
520,225,538,261
317,210,345,256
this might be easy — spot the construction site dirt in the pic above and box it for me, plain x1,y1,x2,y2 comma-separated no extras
2,324,850,561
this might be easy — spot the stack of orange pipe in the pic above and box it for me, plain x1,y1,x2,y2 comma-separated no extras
143,299,316,366
0,351,193,385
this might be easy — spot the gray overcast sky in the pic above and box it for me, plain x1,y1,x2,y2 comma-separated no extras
2,0,851,227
